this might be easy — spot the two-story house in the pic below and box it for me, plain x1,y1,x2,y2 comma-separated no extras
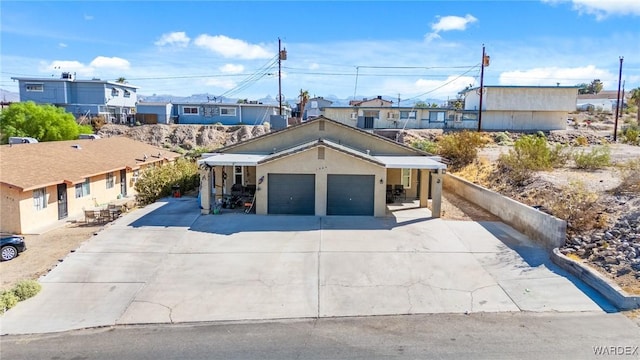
459,85,579,131
11,72,139,123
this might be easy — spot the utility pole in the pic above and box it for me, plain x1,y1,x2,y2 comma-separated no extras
278,38,287,116
477,45,489,132
614,56,623,142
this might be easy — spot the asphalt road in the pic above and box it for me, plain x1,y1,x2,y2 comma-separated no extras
2,312,638,360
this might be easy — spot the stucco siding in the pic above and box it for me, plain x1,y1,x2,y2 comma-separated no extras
227,120,418,156
465,87,577,112
0,185,23,233
255,146,386,216
482,111,568,130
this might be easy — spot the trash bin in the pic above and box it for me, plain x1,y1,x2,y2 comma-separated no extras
172,185,181,198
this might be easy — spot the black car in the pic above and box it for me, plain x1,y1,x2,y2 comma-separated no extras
1,233,27,261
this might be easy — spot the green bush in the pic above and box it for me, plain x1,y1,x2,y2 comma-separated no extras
498,135,568,184
134,158,200,206
0,291,19,313
621,124,639,145
494,132,512,145
411,139,438,154
438,131,487,171
12,280,42,301
573,146,611,169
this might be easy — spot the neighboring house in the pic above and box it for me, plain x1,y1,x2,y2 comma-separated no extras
136,102,173,124
11,72,138,123
0,137,181,234
576,90,627,113
136,101,292,126
349,96,394,107
322,106,454,130
460,85,579,131
295,96,333,120
198,116,446,218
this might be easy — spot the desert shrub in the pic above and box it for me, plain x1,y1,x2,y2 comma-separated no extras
575,135,589,147
411,139,438,154
536,131,546,138
614,160,640,194
621,124,639,145
546,182,606,234
0,291,19,313
134,158,200,206
454,158,494,187
573,146,611,169
437,130,488,171
91,115,106,130
494,132,512,145
12,280,42,301
497,135,568,184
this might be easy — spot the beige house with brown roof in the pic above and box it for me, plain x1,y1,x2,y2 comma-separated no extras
198,116,446,217
0,137,181,234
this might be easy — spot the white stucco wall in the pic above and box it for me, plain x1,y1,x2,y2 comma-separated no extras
465,87,578,111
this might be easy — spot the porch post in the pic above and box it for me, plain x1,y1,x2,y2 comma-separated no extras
200,166,211,215
419,169,429,208
430,169,444,218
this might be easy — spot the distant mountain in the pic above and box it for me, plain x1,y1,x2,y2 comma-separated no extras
0,89,19,102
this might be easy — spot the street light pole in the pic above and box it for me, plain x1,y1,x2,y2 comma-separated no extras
613,56,623,142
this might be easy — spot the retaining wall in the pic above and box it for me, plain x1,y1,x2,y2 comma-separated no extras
444,173,566,249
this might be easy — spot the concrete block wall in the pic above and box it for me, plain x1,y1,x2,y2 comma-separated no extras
444,173,566,249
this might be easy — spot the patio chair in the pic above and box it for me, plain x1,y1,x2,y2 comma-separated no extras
393,184,406,200
100,209,112,223
84,210,99,224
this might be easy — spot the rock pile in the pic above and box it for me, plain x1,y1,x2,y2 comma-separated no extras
561,199,640,279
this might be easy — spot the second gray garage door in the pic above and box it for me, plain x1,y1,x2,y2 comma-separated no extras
327,175,375,216
268,174,315,215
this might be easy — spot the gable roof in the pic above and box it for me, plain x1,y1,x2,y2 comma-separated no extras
0,137,182,191
257,138,386,166
216,115,430,156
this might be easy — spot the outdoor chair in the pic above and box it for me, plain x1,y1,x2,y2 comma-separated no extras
100,209,112,223
393,185,406,200
84,210,99,224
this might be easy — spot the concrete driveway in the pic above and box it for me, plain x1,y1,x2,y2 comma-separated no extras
0,197,614,334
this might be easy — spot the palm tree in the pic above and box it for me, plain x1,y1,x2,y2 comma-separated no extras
116,77,127,83
630,87,640,123
298,89,310,121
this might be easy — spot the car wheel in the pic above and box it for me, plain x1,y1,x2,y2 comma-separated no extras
1,245,18,261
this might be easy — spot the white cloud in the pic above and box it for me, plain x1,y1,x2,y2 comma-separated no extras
193,34,272,59
84,14,93,21
43,60,93,76
426,14,478,42
90,56,130,70
58,43,67,48
155,32,190,47
309,63,320,70
498,65,615,87
219,64,244,74
572,0,640,19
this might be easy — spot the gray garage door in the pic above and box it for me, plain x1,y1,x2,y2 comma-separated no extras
327,175,375,216
268,174,315,215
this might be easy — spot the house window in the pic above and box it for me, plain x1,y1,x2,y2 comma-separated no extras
26,83,44,92
75,178,91,198
183,106,199,115
111,88,119,96
429,111,446,122
400,111,416,119
123,90,131,98
234,166,243,185
106,172,115,189
220,107,237,116
33,188,47,211
401,169,411,189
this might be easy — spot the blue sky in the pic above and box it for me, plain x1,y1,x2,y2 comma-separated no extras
1,0,639,104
